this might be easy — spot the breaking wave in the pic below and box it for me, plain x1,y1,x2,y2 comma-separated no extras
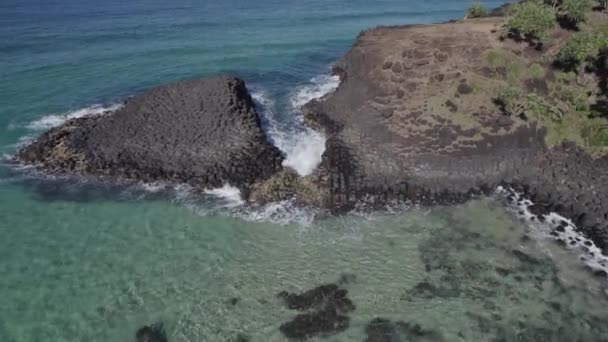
26,103,122,131
252,74,339,176
497,186,608,278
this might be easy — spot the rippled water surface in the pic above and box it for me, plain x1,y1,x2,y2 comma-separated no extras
2,0,608,341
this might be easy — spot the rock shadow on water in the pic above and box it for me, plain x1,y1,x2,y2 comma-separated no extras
277,281,356,340
2,162,174,203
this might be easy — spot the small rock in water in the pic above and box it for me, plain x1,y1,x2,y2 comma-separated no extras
593,270,608,278
136,323,167,342
512,249,540,264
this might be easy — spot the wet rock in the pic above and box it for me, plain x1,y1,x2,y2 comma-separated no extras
528,204,550,217
136,323,167,342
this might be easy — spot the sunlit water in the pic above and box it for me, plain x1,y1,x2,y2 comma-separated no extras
2,0,608,341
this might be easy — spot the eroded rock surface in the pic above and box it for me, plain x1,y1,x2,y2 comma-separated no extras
303,19,545,209
16,76,284,192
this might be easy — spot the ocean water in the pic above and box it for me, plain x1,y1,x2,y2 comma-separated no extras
2,0,608,341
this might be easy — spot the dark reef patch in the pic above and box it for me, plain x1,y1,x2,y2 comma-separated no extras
277,282,355,340
364,318,444,342
135,323,167,342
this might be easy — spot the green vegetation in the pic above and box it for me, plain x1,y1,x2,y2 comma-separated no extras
467,3,487,18
493,0,608,151
558,0,593,24
528,63,546,79
485,49,525,83
557,31,608,75
506,1,556,41
495,86,565,120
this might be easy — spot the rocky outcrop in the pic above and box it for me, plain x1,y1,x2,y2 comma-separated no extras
511,142,608,254
16,76,284,192
301,18,608,254
303,18,546,210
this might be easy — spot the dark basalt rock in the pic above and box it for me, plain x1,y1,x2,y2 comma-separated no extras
278,283,355,340
16,75,284,194
136,323,167,342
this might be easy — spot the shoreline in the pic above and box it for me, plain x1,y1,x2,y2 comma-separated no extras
8,3,608,258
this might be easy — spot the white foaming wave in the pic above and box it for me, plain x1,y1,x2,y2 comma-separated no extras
290,74,340,109
251,74,339,176
239,199,317,226
26,103,123,130
496,186,608,277
281,128,326,176
170,182,317,225
203,184,244,208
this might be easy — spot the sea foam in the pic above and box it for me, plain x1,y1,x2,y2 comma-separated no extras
497,186,608,277
26,103,122,131
203,184,244,208
252,74,339,177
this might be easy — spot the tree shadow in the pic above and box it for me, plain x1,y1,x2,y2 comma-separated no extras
556,16,580,31
591,100,608,119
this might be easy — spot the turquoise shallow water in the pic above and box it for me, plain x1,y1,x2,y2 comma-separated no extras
3,0,608,341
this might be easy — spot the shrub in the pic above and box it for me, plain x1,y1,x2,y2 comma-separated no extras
506,1,556,41
496,86,565,120
528,63,546,79
468,3,487,18
495,87,528,116
558,0,593,24
557,31,608,73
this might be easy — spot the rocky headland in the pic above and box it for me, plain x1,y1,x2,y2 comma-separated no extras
12,8,608,253
16,76,284,192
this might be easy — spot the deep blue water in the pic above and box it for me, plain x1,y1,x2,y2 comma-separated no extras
0,0,504,153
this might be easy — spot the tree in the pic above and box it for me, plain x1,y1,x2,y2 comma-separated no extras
598,0,607,11
558,0,593,25
557,31,608,77
506,1,557,42
467,3,487,18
